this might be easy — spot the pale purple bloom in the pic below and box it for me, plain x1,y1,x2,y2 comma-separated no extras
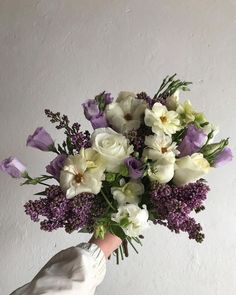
104,93,114,105
213,147,233,167
90,113,108,129
0,157,27,178
125,156,143,179
82,99,100,120
27,127,54,151
178,124,207,157
46,154,67,181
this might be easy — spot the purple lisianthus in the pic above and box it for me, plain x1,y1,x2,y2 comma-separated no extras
178,124,207,157
27,127,54,151
125,156,143,179
104,93,114,105
82,99,100,120
213,147,233,167
90,113,108,129
46,154,67,181
0,157,27,178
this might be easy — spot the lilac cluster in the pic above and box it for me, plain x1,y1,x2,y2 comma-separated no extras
67,122,91,153
149,181,210,242
24,185,106,233
126,125,152,154
136,92,166,108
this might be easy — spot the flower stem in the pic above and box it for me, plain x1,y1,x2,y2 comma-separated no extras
100,189,116,211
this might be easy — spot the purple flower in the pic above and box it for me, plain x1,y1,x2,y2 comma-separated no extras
90,113,108,129
125,156,143,179
27,127,54,151
104,93,114,105
178,124,207,157
213,147,233,167
82,99,100,120
0,157,27,178
46,154,67,181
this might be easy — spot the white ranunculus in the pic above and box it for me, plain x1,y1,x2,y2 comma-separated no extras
111,204,150,237
173,153,210,186
111,180,144,205
166,90,180,111
91,127,133,172
144,102,181,136
147,157,175,183
143,132,179,161
60,148,105,198
105,91,146,133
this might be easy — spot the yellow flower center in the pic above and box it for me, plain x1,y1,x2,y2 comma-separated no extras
160,115,167,124
161,147,168,153
124,113,133,121
74,173,83,183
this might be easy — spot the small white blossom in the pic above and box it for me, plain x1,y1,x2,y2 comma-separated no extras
105,92,146,133
111,180,144,205
111,204,150,237
144,102,181,136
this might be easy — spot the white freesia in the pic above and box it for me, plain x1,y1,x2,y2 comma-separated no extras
111,204,150,237
111,180,144,205
144,102,181,136
91,127,133,172
147,157,175,183
173,153,210,186
143,132,179,161
60,148,105,198
166,90,180,111
105,91,146,133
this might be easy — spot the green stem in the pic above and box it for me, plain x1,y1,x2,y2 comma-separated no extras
100,189,116,211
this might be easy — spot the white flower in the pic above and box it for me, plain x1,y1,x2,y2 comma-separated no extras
111,180,144,205
173,153,210,186
176,100,196,124
143,132,179,161
60,148,105,198
144,102,181,136
111,204,150,237
147,157,175,183
166,90,180,111
105,92,146,133
91,127,133,172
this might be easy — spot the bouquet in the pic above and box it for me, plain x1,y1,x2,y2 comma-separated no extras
0,74,233,263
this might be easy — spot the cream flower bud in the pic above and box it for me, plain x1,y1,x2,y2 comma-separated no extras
173,153,210,186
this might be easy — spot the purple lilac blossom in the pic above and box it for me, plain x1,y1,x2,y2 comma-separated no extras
26,127,54,151
150,181,210,242
125,156,143,179
213,147,233,167
0,157,27,178
178,124,207,157
24,185,106,233
69,123,91,153
46,154,67,181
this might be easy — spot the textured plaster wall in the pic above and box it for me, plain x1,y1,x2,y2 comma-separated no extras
0,1,236,294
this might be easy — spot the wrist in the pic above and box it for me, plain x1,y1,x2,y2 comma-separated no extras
89,232,122,258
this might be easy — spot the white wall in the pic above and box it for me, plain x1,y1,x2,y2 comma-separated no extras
0,1,236,294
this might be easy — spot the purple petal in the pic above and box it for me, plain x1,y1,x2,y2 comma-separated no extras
90,113,108,129
27,127,54,151
213,147,233,167
46,154,67,181
125,156,143,179
82,99,100,120
0,157,27,178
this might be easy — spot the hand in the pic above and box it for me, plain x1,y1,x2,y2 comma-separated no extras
89,232,122,258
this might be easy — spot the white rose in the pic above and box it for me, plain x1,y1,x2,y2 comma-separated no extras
60,148,105,198
173,153,210,186
91,127,133,172
105,91,146,133
111,180,144,205
111,204,150,237
147,157,175,183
